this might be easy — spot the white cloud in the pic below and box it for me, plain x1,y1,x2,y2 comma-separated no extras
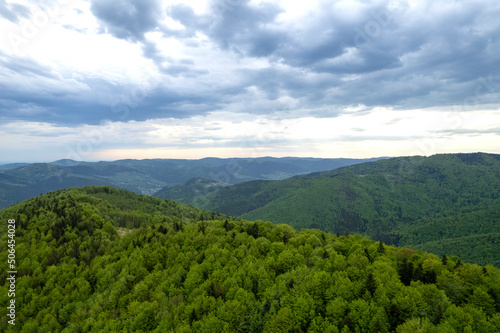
0,0,499,161
2,107,500,162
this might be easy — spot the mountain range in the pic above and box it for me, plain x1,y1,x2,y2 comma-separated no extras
3,153,498,266
172,153,500,266
0,157,383,210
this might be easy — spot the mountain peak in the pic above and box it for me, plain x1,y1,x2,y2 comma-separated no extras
50,159,82,166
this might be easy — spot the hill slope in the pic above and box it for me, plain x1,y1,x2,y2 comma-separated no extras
0,157,383,209
196,153,500,265
154,177,228,205
1,187,500,332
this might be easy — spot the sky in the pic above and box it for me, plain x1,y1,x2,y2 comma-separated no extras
0,0,499,163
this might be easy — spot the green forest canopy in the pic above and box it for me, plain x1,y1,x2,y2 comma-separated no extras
193,153,500,267
1,186,500,332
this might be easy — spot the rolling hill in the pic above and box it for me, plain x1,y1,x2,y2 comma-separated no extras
154,177,228,205
0,157,382,210
195,153,500,266
1,186,499,331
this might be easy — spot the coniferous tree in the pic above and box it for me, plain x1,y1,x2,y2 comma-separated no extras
398,258,413,286
377,241,385,253
364,272,377,296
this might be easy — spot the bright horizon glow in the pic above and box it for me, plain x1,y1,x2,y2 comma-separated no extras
1,107,499,163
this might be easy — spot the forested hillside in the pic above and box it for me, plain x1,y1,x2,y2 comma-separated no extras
1,186,500,332
0,157,382,209
154,177,228,205
196,153,500,266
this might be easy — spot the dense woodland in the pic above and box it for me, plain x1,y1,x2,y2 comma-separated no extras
194,153,500,266
1,186,500,332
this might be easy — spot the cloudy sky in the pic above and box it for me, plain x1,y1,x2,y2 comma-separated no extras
0,0,499,162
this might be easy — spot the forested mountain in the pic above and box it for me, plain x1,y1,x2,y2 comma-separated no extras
1,186,500,332
195,153,500,266
0,157,382,210
154,177,228,204
0,163,29,171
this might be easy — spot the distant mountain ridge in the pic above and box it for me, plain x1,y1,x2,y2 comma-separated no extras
0,163,30,171
0,156,384,209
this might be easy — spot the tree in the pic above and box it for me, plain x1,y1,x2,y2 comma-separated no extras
223,220,233,232
469,288,496,316
395,317,435,333
377,241,385,253
173,220,184,232
398,258,413,286
308,317,339,333
370,307,390,333
364,248,373,263
131,302,159,331
363,272,377,296
247,222,260,239
264,307,295,333
326,297,348,328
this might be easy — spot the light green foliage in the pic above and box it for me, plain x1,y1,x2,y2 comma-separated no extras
265,307,295,333
396,317,435,332
0,186,499,332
